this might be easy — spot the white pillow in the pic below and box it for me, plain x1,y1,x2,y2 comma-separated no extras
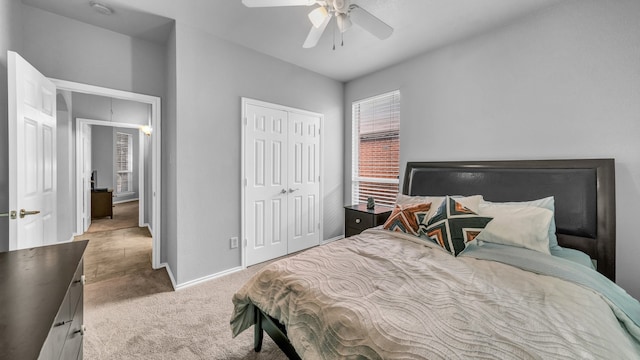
476,203,553,254
482,197,558,249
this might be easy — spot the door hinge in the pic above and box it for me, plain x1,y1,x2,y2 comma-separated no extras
243,117,247,126
244,238,248,247
244,178,247,187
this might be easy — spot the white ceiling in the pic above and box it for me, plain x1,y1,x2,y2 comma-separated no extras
21,0,561,82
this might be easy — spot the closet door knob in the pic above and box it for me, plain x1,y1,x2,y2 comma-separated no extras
280,189,287,194
288,188,299,193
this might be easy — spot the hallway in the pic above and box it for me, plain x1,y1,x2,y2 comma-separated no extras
75,201,152,284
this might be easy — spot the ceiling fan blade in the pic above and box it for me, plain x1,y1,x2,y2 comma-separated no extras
303,14,331,48
349,5,393,39
242,0,316,7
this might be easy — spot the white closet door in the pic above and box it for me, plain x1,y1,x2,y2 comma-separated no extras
287,112,320,253
244,104,289,266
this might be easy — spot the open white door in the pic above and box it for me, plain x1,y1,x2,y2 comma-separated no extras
287,112,320,253
8,51,57,250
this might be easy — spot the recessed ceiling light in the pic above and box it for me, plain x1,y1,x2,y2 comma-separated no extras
89,1,114,15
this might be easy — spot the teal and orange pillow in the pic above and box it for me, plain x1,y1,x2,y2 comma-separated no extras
419,196,493,256
383,202,432,236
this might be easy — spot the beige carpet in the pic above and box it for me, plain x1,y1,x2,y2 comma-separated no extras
85,262,288,359
88,201,139,233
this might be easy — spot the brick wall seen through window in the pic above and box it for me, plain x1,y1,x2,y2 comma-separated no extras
352,90,400,207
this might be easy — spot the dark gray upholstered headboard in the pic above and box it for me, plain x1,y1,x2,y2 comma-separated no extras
403,159,616,281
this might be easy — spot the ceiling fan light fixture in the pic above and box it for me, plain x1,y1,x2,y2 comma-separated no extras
336,13,352,33
308,6,329,28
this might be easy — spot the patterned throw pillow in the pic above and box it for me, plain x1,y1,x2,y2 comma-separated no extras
383,202,432,236
419,196,493,256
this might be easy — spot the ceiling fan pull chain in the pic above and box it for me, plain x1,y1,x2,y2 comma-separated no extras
332,17,336,50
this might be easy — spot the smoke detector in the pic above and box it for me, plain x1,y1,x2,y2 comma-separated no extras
89,1,114,15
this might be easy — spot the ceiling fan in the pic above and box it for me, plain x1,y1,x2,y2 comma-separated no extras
242,0,393,48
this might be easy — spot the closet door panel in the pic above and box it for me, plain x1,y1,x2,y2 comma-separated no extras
244,104,289,266
287,112,320,253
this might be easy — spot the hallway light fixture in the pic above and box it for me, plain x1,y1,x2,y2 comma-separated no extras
140,125,152,136
89,1,114,16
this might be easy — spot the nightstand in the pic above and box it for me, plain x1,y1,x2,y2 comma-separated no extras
344,204,393,237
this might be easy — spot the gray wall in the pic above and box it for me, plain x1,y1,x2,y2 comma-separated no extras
72,93,151,126
0,0,23,251
91,126,114,189
345,0,640,299
21,5,165,96
163,25,177,272
172,23,344,284
56,91,74,243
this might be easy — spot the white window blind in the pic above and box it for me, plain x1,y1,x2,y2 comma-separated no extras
352,90,400,207
115,132,133,194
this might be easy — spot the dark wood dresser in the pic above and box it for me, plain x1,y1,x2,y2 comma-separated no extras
0,240,88,360
91,189,113,219
344,204,393,237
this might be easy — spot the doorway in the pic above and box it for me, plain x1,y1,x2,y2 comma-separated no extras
51,78,162,270
76,119,148,233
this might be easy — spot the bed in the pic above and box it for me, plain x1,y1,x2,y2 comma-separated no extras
231,159,640,359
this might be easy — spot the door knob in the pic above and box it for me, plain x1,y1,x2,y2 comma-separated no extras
19,209,40,218
288,188,300,193
280,189,287,194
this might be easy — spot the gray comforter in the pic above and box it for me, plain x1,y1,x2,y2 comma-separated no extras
231,229,640,359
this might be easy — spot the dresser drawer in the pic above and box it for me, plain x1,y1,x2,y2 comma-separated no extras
345,209,373,230
60,292,83,360
43,292,72,360
69,260,84,313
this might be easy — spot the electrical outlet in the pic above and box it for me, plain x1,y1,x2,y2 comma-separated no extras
230,237,239,249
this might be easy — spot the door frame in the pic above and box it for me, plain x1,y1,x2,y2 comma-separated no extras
51,78,162,270
240,97,324,268
76,118,147,231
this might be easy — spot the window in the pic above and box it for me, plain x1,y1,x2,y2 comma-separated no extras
115,132,133,194
352,90,400,207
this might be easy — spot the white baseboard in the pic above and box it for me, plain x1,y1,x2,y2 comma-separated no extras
159,262,178,290
57,234,76,244
321,234,344,245
113,197,139,205
158,236,345,292
173,266,244,291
